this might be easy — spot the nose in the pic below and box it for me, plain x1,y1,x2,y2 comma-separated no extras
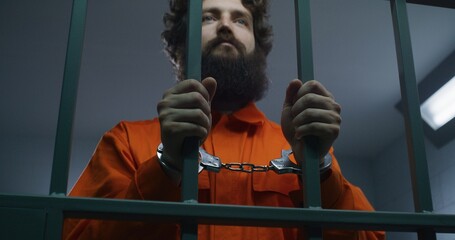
217,15,233,33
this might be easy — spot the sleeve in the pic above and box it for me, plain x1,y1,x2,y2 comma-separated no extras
319,150,386,240
62,122,181,240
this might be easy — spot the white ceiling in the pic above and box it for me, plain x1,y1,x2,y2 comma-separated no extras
1,0,454,160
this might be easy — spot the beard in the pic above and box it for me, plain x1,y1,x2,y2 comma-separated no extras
201,45,269,112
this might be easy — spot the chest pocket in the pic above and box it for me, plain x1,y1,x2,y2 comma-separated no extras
252,171,302,208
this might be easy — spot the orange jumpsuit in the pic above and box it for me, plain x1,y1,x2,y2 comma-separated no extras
63,103,385,239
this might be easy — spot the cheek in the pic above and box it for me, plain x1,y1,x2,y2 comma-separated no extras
232,26,255,53
243,33,255,54
201,27,216,47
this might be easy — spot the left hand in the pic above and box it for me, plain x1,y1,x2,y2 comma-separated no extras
281,79,341,162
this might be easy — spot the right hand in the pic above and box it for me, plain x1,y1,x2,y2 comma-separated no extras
157,77,217,170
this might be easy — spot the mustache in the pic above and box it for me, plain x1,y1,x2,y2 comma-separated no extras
203,31,246,55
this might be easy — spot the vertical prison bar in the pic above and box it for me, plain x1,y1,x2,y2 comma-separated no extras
47,0,88,239
49,0,88,196
294,0,323,239
181,0,202,239
390,0,436,239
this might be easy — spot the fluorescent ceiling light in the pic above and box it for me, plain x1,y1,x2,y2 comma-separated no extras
420,75,455,130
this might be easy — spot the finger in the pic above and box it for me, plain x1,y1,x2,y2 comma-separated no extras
295,80,334,100
294,122,340,141
292,108,342,128
161,121,210,140
160,108,211,131
164,79,211,102
291,93,341,118
157,91,212,117
201,77,217,102
283,79,302,108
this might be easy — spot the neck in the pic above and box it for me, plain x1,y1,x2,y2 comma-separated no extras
212,100,249,114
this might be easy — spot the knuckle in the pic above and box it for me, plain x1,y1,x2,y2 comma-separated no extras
156,99,168,112
185,79,202,91
306,94,317,104
335,114,342,124
331,126,340,138
161,88,172,99
333,102,341,113
192,92,208,106
306,80,320,90
197,109,208,122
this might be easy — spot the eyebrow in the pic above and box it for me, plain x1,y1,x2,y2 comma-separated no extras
203,7,252,21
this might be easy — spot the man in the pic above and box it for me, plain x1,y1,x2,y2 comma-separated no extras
63,0,385,239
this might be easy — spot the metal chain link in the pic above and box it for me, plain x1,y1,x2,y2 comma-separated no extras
222,163,270,173
199,148,304,174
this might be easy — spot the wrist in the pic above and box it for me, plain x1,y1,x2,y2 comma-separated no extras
157,143,181,185
319,153,333,181
319,153,332,174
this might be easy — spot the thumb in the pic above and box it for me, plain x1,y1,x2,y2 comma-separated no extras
281,79,302,144
202,77,217,102
283,79,302,108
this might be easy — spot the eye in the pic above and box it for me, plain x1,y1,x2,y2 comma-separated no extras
235,18,248,26
202,15,216,23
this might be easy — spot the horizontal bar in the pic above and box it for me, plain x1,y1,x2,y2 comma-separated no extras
2,194,455,233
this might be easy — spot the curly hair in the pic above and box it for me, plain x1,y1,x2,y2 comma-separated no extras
161,0,273,80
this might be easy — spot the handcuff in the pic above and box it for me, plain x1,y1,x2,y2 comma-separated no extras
156,143,332,176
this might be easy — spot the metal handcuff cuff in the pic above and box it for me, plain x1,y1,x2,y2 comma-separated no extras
157,143,332,176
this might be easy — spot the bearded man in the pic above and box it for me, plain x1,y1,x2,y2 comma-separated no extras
63,0,385,239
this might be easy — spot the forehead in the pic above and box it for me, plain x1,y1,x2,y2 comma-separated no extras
202,0,251,16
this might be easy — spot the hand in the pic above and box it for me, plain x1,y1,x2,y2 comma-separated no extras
157,77,217,170
281,79,341,162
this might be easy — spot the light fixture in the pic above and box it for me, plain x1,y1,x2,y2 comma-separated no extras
395,50,455,148
420,75,455,130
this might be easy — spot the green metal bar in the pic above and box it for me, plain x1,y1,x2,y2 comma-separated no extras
295,0,314,82
184,0,203,81
45,208,64,240
47,0,87,239
0,208,46,240
390,0,436,239
295,0,322,239
2,194,455,232
181,0,203,239
49,0,88,196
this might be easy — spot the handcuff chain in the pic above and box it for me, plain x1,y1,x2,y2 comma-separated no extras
199,148,302,174
222,163,270,173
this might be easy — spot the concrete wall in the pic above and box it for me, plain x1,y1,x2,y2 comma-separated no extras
372,135,455,239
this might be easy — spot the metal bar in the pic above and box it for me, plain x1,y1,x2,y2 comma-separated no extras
47,0,87,239
45,208,64,240
49,0,88,196
181,0,203,239
2,194,455,232
0,207,46,239
390,0,436,239
294,0,322,238
295,0,314,82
